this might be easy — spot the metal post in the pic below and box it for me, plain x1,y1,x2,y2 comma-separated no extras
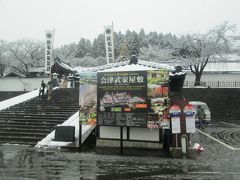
127,127,130,140
120,126,123,155
159,128,162,143
176,134,178,148
79,124,82,152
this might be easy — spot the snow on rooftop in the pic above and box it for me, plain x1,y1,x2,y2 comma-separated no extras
74,59,176,73
203,62,240,72
99,64,158,72
169,72,186,76
58,61,73,71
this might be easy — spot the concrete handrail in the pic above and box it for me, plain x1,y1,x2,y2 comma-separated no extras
0,89,39,111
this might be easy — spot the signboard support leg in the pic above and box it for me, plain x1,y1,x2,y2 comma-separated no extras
159,128,162,143
79,124,82,152
176,134,178,148
120,126,123,156
127,127,130,140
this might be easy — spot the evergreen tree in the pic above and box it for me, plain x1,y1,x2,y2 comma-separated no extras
119,41,129,60
147,31,159,47
113,31,125,60
139,28,149,54
126,30,140,56
91,34,106,58
75,38,92,58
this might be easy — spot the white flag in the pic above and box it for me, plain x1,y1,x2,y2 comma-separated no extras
45,30,54,74
104,25,114,64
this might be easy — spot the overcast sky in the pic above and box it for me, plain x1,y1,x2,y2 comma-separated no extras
0,0,239,47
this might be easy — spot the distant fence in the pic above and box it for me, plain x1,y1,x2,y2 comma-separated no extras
184,80,240,88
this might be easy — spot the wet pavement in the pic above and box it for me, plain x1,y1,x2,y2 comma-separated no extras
1,121,240,180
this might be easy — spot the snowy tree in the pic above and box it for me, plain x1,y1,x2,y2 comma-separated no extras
147,31,160,47
139,28,149,54
174,22,239,86
0,40,8,75
75,38,92,58
125,30,140,56
119,41,129,60
92,34,106,58
74,56,98,67
54,43,77,63
8,39,44,77
95,56,106,66
113,31,125,59
139,46,174,63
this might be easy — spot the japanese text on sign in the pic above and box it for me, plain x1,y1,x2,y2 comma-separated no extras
100,75,144,85
104,25,114,64
45,30,54,74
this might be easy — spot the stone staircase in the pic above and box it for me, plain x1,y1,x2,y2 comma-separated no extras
0,88,79,146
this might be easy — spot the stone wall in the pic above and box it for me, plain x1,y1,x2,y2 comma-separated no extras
182,88,240,122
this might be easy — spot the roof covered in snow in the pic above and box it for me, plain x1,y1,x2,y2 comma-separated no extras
74,59,186,76
203,62,240,73
51,59,73,75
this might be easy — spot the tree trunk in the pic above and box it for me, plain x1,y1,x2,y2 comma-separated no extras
194,73,202,86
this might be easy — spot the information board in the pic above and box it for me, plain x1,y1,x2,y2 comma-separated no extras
97,71,148,127
184,104,196,133
171,117,181,134
170,105,181,134
186,116,196,133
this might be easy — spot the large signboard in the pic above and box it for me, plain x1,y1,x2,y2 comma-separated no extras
97,70,170,128
97,71,148,127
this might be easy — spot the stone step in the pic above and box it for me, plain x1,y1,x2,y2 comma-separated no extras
0,115,69,120
22,106,78,110
0,121,60,126
13,104,79,108
2,109,78,113
0,126,52,133
0,123,55,129
0,110,75,114
0,112,72,117
0,120,65,126
0,131,47,137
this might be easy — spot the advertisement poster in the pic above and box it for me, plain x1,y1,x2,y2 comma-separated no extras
79,72,97,85
97,71,148,127
147,70,170,129
79,72,97,126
